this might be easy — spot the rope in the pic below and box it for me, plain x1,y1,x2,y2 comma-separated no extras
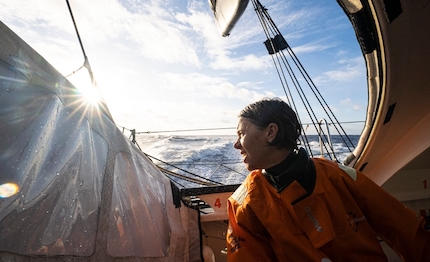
145,153,224,186
136,127,234,134
251,0,358,161
157,166,219,186
65,0,114,122
115,121,364,135
64,63,85,77
252,0,325,158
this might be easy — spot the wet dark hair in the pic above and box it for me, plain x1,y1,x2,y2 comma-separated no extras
239,98,301,150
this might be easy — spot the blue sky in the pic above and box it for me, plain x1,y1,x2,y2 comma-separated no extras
0,0,367,135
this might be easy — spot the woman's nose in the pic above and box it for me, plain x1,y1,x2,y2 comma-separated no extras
233,139,241,149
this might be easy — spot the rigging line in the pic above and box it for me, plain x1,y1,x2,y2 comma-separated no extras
278,51,315,156
272,44,323,155
127,130,216,186
207,164,247,181
121,121,364,136
136,127,236,134
324,120,364,124
256,11,325,157
252,0,313,156
253,1,277,49
252,14,286,100
65,0,114,122
256,1,351,158
116,124,134,133
255,3,325,140
282,51,335,159
158,166,218,186
165,173,187,188
145,153,224,186
219,164,248,177
284,42,355,149
256,5,318,157
167,161,244,165
136,127,234,134
285,47,355,150
286,45,341,127
64,63,85,77
280,49,338,159
209,164,223,180
256,0,352,150
66,0,95,87
252,2,302,123
256,0,283,39
66,0,87,61
252,0,324,156
122,126,216,186
66,1,94,86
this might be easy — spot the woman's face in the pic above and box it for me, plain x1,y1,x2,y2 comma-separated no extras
234,117,273,171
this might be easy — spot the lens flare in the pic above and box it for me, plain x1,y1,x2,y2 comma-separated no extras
81,87,101,106
0,183,20,198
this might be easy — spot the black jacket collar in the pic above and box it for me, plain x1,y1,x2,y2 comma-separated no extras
263,148,316,194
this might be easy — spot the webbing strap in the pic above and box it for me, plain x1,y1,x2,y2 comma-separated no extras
338,164,357,181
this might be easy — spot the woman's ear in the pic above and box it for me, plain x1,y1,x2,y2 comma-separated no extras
267,123,278,143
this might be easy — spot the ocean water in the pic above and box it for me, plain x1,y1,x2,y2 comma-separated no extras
136,135,360,189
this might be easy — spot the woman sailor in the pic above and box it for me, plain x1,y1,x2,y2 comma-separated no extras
227,97,430,261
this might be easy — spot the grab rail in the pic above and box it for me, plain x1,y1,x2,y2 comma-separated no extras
318,118,335,160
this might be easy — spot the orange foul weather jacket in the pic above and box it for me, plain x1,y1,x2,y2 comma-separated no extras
227,157,430,261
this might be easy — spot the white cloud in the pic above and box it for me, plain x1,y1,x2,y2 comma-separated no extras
313,56,365,85
292,41,337,54
112,98,240,134
209,53,272,71
340,98,362,111
157,72,275,102
175,2,271,72
1,0,366,135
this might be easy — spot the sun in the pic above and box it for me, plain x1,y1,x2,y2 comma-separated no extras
67,71,102,106
80,85,102,106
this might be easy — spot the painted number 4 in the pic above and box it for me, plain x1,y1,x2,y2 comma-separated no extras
214,198,222,208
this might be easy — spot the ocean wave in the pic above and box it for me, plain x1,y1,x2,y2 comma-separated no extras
136,135,360,188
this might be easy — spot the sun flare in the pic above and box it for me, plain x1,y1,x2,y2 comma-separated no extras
0,183,20,198
80,86,101,106
68,71,101,106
